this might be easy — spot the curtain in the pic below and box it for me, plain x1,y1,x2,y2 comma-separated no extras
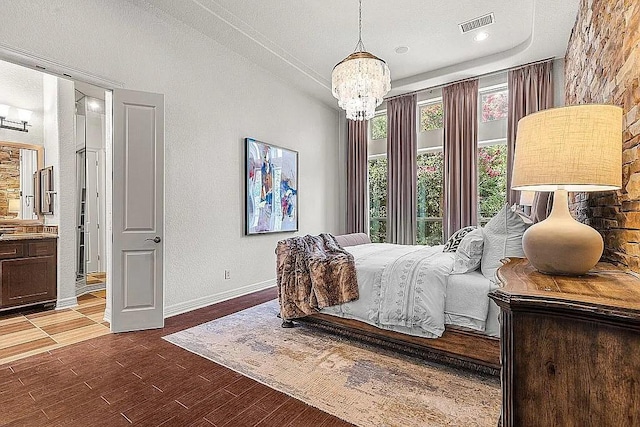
507,60,554,204
386,94,417,244
443,79,479,240
346,119,369,234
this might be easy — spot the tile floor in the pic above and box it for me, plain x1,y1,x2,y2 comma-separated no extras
0,291,110,365
0,287,351,426
86,272,107,286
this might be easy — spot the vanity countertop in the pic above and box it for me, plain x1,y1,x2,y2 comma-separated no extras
0,233,59,241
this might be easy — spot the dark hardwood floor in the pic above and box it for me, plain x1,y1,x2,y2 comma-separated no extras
0,288,353,426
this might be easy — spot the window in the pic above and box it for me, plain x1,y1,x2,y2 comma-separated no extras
368,156,387,243
478,83,508,224
478,143,507,224
417,150,444,245
481,89,508,122
371,114,387,140
366,76,509,244
420,102,443,131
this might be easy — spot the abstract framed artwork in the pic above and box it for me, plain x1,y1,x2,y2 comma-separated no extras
245,138,298,235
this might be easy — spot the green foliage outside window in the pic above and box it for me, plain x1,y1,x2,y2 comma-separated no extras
367,144,507,245
368,157,387,243
371,115,387,140
417,151,444,245
420,103,444,131
478,145,507,221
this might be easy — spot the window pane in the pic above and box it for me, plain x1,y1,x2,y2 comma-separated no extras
368,157,387,243
420,103,444,131
478,144,507,223
417,151,444,245
371,115,387,140
481,90,508,122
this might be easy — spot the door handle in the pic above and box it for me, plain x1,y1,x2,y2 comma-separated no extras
146,236,162,243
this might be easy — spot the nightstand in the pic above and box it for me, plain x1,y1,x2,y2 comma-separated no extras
489,258,640,427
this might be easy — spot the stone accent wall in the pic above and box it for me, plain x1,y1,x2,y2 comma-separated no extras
565,0,640,270
0,146,21,218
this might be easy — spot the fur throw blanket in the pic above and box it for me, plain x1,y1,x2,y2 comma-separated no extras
276,233,359,320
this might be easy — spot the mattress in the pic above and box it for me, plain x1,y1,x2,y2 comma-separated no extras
320,243,499,339
445,271,500,337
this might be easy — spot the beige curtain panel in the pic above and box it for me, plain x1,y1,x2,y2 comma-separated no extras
507,60,554,205
346,119,369,234
386,93,417,245
443,79,479,240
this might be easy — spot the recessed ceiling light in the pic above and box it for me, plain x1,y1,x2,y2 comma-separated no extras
395,46,409,54
474,32,489,42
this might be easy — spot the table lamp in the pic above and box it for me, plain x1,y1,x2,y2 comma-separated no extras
511,104,622,275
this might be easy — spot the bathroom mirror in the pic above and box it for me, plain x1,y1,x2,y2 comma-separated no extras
0,140,44,224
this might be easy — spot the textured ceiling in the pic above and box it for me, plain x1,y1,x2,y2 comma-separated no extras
144,0,580,107
0,60,43,114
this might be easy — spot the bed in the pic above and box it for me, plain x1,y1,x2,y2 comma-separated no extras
280,232,502,375
277,204,536,375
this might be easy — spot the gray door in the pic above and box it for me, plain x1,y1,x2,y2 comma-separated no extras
111,89,164,333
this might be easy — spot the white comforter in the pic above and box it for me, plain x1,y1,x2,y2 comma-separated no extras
320,243,456,338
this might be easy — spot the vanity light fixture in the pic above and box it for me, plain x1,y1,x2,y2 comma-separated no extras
0,104,32,133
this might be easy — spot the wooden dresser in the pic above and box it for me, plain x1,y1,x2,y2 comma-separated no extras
489,258,640,427
0,236,57,312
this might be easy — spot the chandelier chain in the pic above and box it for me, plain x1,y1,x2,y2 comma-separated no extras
354,0,366,52
332,0,391,121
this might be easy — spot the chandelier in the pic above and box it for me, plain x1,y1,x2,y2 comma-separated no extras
331,0,391,121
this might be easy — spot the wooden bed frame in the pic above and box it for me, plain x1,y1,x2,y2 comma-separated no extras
292,314,500,376
278,233,501,376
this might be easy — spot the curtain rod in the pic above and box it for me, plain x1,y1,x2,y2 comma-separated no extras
384,57,555,102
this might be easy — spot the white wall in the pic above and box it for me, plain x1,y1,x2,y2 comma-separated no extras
0,0,342,315
43,75,77,308
0,61,44,146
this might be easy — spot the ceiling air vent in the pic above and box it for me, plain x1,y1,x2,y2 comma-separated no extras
459,13,495,34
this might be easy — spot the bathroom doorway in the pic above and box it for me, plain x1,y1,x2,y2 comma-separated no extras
74,82,109,300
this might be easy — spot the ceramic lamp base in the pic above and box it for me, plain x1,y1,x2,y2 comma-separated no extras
522,189,603,276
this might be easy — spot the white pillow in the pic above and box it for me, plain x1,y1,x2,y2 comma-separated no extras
451,228,484,274
481,204,528,282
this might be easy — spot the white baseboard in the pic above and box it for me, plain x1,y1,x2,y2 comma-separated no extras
56,296,78,310
103,306,111,324
163,279,276,318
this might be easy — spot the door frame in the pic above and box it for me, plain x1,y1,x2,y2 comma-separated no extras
0,44,165,331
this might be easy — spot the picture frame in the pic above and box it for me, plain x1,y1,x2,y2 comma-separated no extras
40,166,54,215
33,170,41,216
245,138,298,235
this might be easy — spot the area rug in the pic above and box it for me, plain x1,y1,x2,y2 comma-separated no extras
163,300,501,427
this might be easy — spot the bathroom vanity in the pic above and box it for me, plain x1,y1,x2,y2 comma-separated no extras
0,234,57,312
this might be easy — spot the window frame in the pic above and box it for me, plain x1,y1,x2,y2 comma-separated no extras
418,98,444,133
369,112,387,142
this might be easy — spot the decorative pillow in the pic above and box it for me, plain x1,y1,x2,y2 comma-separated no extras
443,226,476,252
481,204,528,282
451,228,484,274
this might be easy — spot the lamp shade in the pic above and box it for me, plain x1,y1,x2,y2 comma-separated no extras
512,104,623,192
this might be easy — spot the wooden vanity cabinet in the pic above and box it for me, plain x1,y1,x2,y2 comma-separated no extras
0,238,57,311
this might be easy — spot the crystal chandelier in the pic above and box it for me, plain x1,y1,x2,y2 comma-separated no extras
331,0,391,121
